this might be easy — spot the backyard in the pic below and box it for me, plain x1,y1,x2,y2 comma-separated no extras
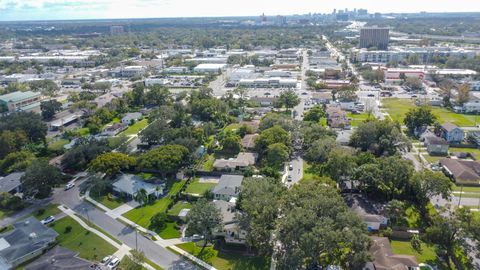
381,98,478,127
390,239,437,264
184,178,217,196
175,242,270,270
47,138,70,152
120,118,149,136
51,216,117,261
346,112,372,127
123,180,185,229
167,201,193,216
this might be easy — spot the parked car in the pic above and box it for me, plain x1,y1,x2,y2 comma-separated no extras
287,175,293,182
101,255,112,265
107,257,120,269
288,164,293,171
41,216,55,225
65,182,75,190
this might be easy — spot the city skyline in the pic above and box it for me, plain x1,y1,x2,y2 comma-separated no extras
1,0,480,21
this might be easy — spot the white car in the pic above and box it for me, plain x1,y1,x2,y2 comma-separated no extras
41,216,55,225
107,257,120,269
65,182,75,190
101,255,112,265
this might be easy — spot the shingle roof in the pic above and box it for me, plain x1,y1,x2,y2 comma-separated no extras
112,174,162,196
212,175,244,196
369,236,419,270
440,158,480,183
441,122,459,132
0,172,24,193
425,136,449,146
0,217,58,267
25,246,92,270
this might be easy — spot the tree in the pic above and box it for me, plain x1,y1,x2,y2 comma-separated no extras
29,80,59,96
264,143,289,169
89,152,136,177
62,139,110,171
275,182,371,269
134,188,149,216
404,77,423,91
304,137,336,164
238,177,286,255
146,85,172,106
404,106,437,135
0,192,24,211
457,83,470,105
385,199,405,226
0,150,35,174
259,113,295,132
220,134,241,154
350,120,409,156
255,125,290,154
0,112,47,143
21,159,65,199
411,170,452,213
277,90,300,110
0,130,28,159
303,105,325,123
150,212,168,231
336,86,358,102
410,234,423,253
186,198,222,252
323,147,356,183
301,122,336,147
40,100,62,120
138,144,189,177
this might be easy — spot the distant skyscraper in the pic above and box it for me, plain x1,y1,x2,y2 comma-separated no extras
110,25,124,36
276,15,287,26
260,13,267,22
359,27,390,50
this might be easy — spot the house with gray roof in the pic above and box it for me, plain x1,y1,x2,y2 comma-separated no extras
440,122,464,143
112,174,165,199
364,236,419,270
25,246,93,270
212,175,244,201
0,172,25,195
213,200,246,244
0,217,58,269
213,152,257,172
121,112,142,125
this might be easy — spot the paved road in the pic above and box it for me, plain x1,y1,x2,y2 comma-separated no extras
52,179,197,270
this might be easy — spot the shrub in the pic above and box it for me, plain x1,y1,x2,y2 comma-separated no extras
150,212,168,231
36,208,46,216
64,225,72,233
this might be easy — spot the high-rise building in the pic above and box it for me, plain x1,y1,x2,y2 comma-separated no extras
359,27,390,50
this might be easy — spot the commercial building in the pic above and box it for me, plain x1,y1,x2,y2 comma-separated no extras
384,68,425,84
351,46,476,64
238,77,297,88
109,66,145,78
359,27,390,50
193,63,227,74
0,91,43,113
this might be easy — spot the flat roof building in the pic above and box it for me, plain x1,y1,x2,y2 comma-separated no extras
0,91,43,113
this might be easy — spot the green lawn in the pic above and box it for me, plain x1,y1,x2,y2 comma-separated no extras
121,119,149,136
449,147,480,159
390,239,437,263
452,184,480,193
422,154,444,164
168,201,192,216
33,204,61,220
224,123,242,133
123,180,185,229
184,178,216,195
346,112,372,127
90,193,128,210
201,154,215,172
159,222,181,239
176,242,270,270
48,139,70,151
382,98,478,126
51,216,117,261
77,127,90,136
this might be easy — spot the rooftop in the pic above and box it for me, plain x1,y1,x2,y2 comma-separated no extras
112,174,163,196
212,175,244,196
25,246,92,270
0,172,24,193
0,91,41,103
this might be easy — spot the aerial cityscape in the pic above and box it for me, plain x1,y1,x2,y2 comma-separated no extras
1,1,480,270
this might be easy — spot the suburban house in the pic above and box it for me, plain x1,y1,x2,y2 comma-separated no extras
25,246,93,270
240,134,259,150
326,105,350,129
0,217,58,269
212,175,244,201
213,200,247,244
346,194,388,231
424,135,449,156
121,112,142,125
440,158,480,185
0,172,24,195
102,122,127,136
0,91,43,113
213,152,257,172
112,174,165,200
468,131,480,146
440,123,464,144
363,236,419,270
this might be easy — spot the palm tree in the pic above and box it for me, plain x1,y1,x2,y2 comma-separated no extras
134,188,149,217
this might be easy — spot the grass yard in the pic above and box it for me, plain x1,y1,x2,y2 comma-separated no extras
224,123,242,133
33,204,61,220
51,216,117,261
390,239,437,263
90,193,128,210
48,138,70,151
184,178,216,195
176,242,270,270
382,98,477,126
346,112,372,127
159,221,181,239
123,180,185,229
452,184,480,193
77,127,90,136
168,201,193,216
422,154,444,164
449,147,480,159
121,119,149,136
201,154,215,172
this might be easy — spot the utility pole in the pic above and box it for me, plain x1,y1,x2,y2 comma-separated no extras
458,184,463,208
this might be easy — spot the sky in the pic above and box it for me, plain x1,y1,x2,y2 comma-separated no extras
1,0,480,21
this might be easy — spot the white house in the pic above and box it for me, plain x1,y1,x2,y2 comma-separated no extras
121,112,142,125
